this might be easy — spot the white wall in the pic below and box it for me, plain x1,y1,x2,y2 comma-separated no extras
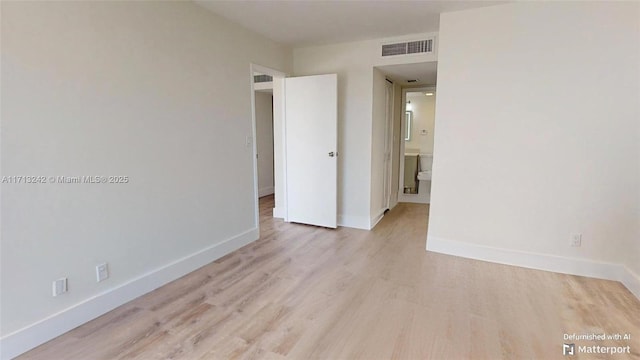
631,232,640,280
405,92,436,154
293,33,437,229
255,92,274,197
271,76,287,219
1,1,291,356
429,2,640,289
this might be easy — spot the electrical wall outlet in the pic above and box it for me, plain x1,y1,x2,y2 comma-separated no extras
570,233,582,247
96,263,109,282
52,278,68,296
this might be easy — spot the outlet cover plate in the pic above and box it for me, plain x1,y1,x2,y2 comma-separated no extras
52,278,67,296
570,234,582,247
96,263,109,282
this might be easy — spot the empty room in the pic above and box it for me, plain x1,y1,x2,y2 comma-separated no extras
1,1,638,359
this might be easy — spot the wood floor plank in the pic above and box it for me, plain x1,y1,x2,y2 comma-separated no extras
17,195,640,359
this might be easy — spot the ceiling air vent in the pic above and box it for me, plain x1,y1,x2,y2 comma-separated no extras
382,42,408,57
381,38,434,57
407,39,432,54
254,74,273,83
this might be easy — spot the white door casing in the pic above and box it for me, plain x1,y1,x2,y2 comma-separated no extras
383,81,394,210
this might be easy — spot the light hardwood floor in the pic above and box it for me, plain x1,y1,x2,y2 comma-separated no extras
20,196,640,359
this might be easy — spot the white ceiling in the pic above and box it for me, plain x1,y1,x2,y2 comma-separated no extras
407,91,435,99
377,62,438,86
194,1,506,47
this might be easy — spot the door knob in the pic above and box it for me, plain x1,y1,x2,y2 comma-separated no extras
329,152,335,157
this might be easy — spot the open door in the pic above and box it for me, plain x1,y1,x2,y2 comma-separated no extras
285,74,338,228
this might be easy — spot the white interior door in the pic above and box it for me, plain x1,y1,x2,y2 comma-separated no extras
285,74,338,228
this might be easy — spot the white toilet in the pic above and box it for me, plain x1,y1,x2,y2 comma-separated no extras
417,153,433,182
416,153,433,202
400,153,433,204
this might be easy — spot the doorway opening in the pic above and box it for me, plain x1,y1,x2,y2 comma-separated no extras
250,64,286,227
375,61,437,208
250,65,339,230
254,73,275,200
398,87,436,204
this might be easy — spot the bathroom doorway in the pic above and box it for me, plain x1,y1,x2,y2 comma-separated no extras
376,61,438,207
398,87,436,204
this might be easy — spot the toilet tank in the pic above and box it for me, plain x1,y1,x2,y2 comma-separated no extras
419,153,433,170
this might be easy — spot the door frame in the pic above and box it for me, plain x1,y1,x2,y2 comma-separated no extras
250,64,287,228
398,86,436,203
383,80,395,210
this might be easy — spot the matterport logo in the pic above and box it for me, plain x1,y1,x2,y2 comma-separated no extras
563,343,575,355
563,332,632,356
563,344,631,355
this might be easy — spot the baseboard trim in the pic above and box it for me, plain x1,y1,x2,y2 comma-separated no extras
620,266,640,300
370,208,386,230
337,214,370,230
397,194,429,204
273,207,284,219
258,186,274,197
426,236,639,299
0,228,259,360
389,199,398,210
